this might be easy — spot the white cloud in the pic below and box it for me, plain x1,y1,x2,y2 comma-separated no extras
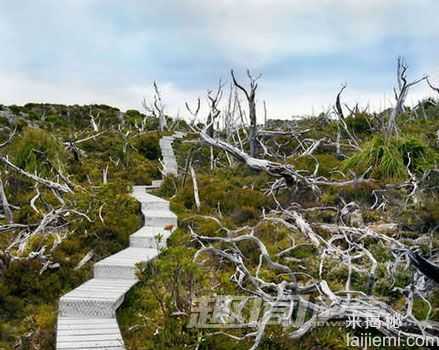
188,0,439,65
0,71,204,116
0,0,438,118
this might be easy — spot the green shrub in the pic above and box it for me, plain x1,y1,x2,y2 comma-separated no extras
12,127,66,176
398,196,439,232
125,109,145,126
230,206,259,224
289,154,340,178
345,113,372,135
133,132,161,160
119,246,208,349
156,176,177,198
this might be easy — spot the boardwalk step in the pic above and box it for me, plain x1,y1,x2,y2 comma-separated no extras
57,318,125,349
142,209,177,227
94,247,159,280
59,279,136,318
129,226,172,249
132,187,168,203
160,136,178,176
141,200,169,211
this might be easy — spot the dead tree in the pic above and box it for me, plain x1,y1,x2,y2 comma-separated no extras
196,125,371,191
143,81,167,132
386,57,427,136
231,69,260,157
185,98,201,127
223,82,236,141
427,78,439,96
333,84,359,156
206,80,223,137
89,108,100,132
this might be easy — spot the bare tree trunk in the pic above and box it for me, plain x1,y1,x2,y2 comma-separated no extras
206,80,223,137
263,100,268,128
159,112,166,132
143,81,167,132
210,147,214,171
206,113,215,137
89,109,100,132
231,69,260,157
154,82,167,132
0,177,13,223
102,164,109,184
249,98,257,157
334,84,359,148
189,164,200,211
336,127,342,159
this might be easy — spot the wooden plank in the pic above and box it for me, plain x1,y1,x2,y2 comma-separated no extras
57,340,124,349
58,328,119,336
58,334,123,342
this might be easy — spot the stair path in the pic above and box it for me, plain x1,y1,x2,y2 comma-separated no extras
159,131,184,176
56,133,182,350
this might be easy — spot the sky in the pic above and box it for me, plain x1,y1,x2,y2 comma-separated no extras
0,0,439,121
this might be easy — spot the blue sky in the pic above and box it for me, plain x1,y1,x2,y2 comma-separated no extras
0,0,438,119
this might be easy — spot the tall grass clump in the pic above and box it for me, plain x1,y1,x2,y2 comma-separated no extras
343,134,436,181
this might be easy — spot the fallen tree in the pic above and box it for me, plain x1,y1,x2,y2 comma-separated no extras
196,125,372,192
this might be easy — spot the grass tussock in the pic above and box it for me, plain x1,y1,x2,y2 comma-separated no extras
343,134,436,181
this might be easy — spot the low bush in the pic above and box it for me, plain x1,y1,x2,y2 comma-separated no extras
12,127,67,176
133,132,161,160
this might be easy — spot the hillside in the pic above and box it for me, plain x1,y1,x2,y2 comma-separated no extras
0,93,439,350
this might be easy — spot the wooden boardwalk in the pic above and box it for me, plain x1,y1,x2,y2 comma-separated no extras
56,133,182,350
159,134,179,176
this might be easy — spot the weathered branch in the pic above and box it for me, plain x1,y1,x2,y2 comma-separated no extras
427,77,439,95
0,177,13,223
0,155,72,193
198,127,371,190
191,208,439,348
0,127,17,148
335,83,347,120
